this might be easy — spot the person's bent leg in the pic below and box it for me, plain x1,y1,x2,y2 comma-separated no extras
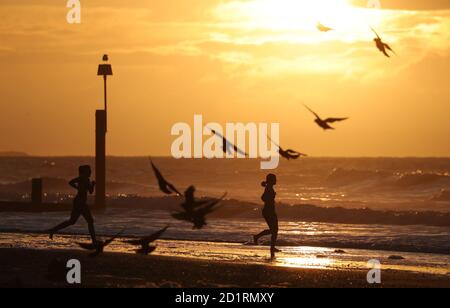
256,211,275,245
269,215,279,258
82,208,97,246
48,212,79,239
254,230,272,244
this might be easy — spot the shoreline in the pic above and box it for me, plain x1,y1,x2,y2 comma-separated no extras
1,232,449,278
1,229,450,256
1,247,449,288
1,197,449,227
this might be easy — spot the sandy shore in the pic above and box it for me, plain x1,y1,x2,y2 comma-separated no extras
0,248,449,288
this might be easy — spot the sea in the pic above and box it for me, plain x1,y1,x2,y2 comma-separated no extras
0,157,449,274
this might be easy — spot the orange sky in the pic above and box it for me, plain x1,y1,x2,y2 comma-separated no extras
0,0,449,157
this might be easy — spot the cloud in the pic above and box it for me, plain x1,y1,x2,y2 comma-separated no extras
0,0,448,81
350,0,450,11
0,1,449,156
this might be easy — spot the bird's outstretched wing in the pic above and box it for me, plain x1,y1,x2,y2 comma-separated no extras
150,160,170,193
81,230,125,257
324,117,348,123
197,193,227,215
175,192,226,229
384,43,396,55
126,226,169,245
196,203,222,219
211,129,248,157
232,144,248,157
192,200,211,209
303,104,321,120
269,136,307,159
103,229,126,247
267,135,281,150
150,158,181,195
78,229,126,250
283,151,301,159
181,200,208,212
286,149,308,157
166,183,181,196
370,27,381,39
125,238,143,245
180,186,209,211
171,212,190,222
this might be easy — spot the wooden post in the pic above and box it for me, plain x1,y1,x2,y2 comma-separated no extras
31,178,42,204
95,110,106,209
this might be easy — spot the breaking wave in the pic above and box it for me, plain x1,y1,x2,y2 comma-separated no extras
325,168,450,190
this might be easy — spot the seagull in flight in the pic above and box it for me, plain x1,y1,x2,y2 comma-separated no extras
125,226,169,255
210,129,248,157
172,186,227,229
317,22,333,32
150,159,181,196
268,136,307,160
371,27,396,58
77,229,125,257
303,104,348,130
180,186,210,211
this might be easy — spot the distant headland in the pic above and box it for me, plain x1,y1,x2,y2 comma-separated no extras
0,151,29,157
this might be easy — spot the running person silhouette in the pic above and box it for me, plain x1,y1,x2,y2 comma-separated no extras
48,165,97,246
253,174,281,259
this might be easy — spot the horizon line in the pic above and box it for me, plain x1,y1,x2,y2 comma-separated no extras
2,154,450,159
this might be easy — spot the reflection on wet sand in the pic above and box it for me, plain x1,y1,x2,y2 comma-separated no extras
0,232,449,276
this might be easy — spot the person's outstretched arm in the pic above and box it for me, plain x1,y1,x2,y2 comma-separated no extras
69,177,80,190
89,181,96,194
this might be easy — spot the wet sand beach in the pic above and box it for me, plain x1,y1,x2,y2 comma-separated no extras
1,248,449,288
1,231,449,290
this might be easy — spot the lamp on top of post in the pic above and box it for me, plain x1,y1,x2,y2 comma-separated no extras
97,54,113,131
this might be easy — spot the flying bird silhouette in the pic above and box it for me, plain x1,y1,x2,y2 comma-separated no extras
150,159,181,195
317,22,333,32
172,186,227,229
371,27,396,58
180,185,210,211
125,226,169,255
303,104,348,130
210,129,248,157
173,198,226,229
267,136,307,160
77,229,124,257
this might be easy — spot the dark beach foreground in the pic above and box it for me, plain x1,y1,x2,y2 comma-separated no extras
0,248,449,288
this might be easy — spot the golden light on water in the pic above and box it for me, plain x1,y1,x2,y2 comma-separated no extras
277,256,334,269
275,246,335,269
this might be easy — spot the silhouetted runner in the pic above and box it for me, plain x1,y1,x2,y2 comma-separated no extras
48,165,97,246
254,174,281,259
